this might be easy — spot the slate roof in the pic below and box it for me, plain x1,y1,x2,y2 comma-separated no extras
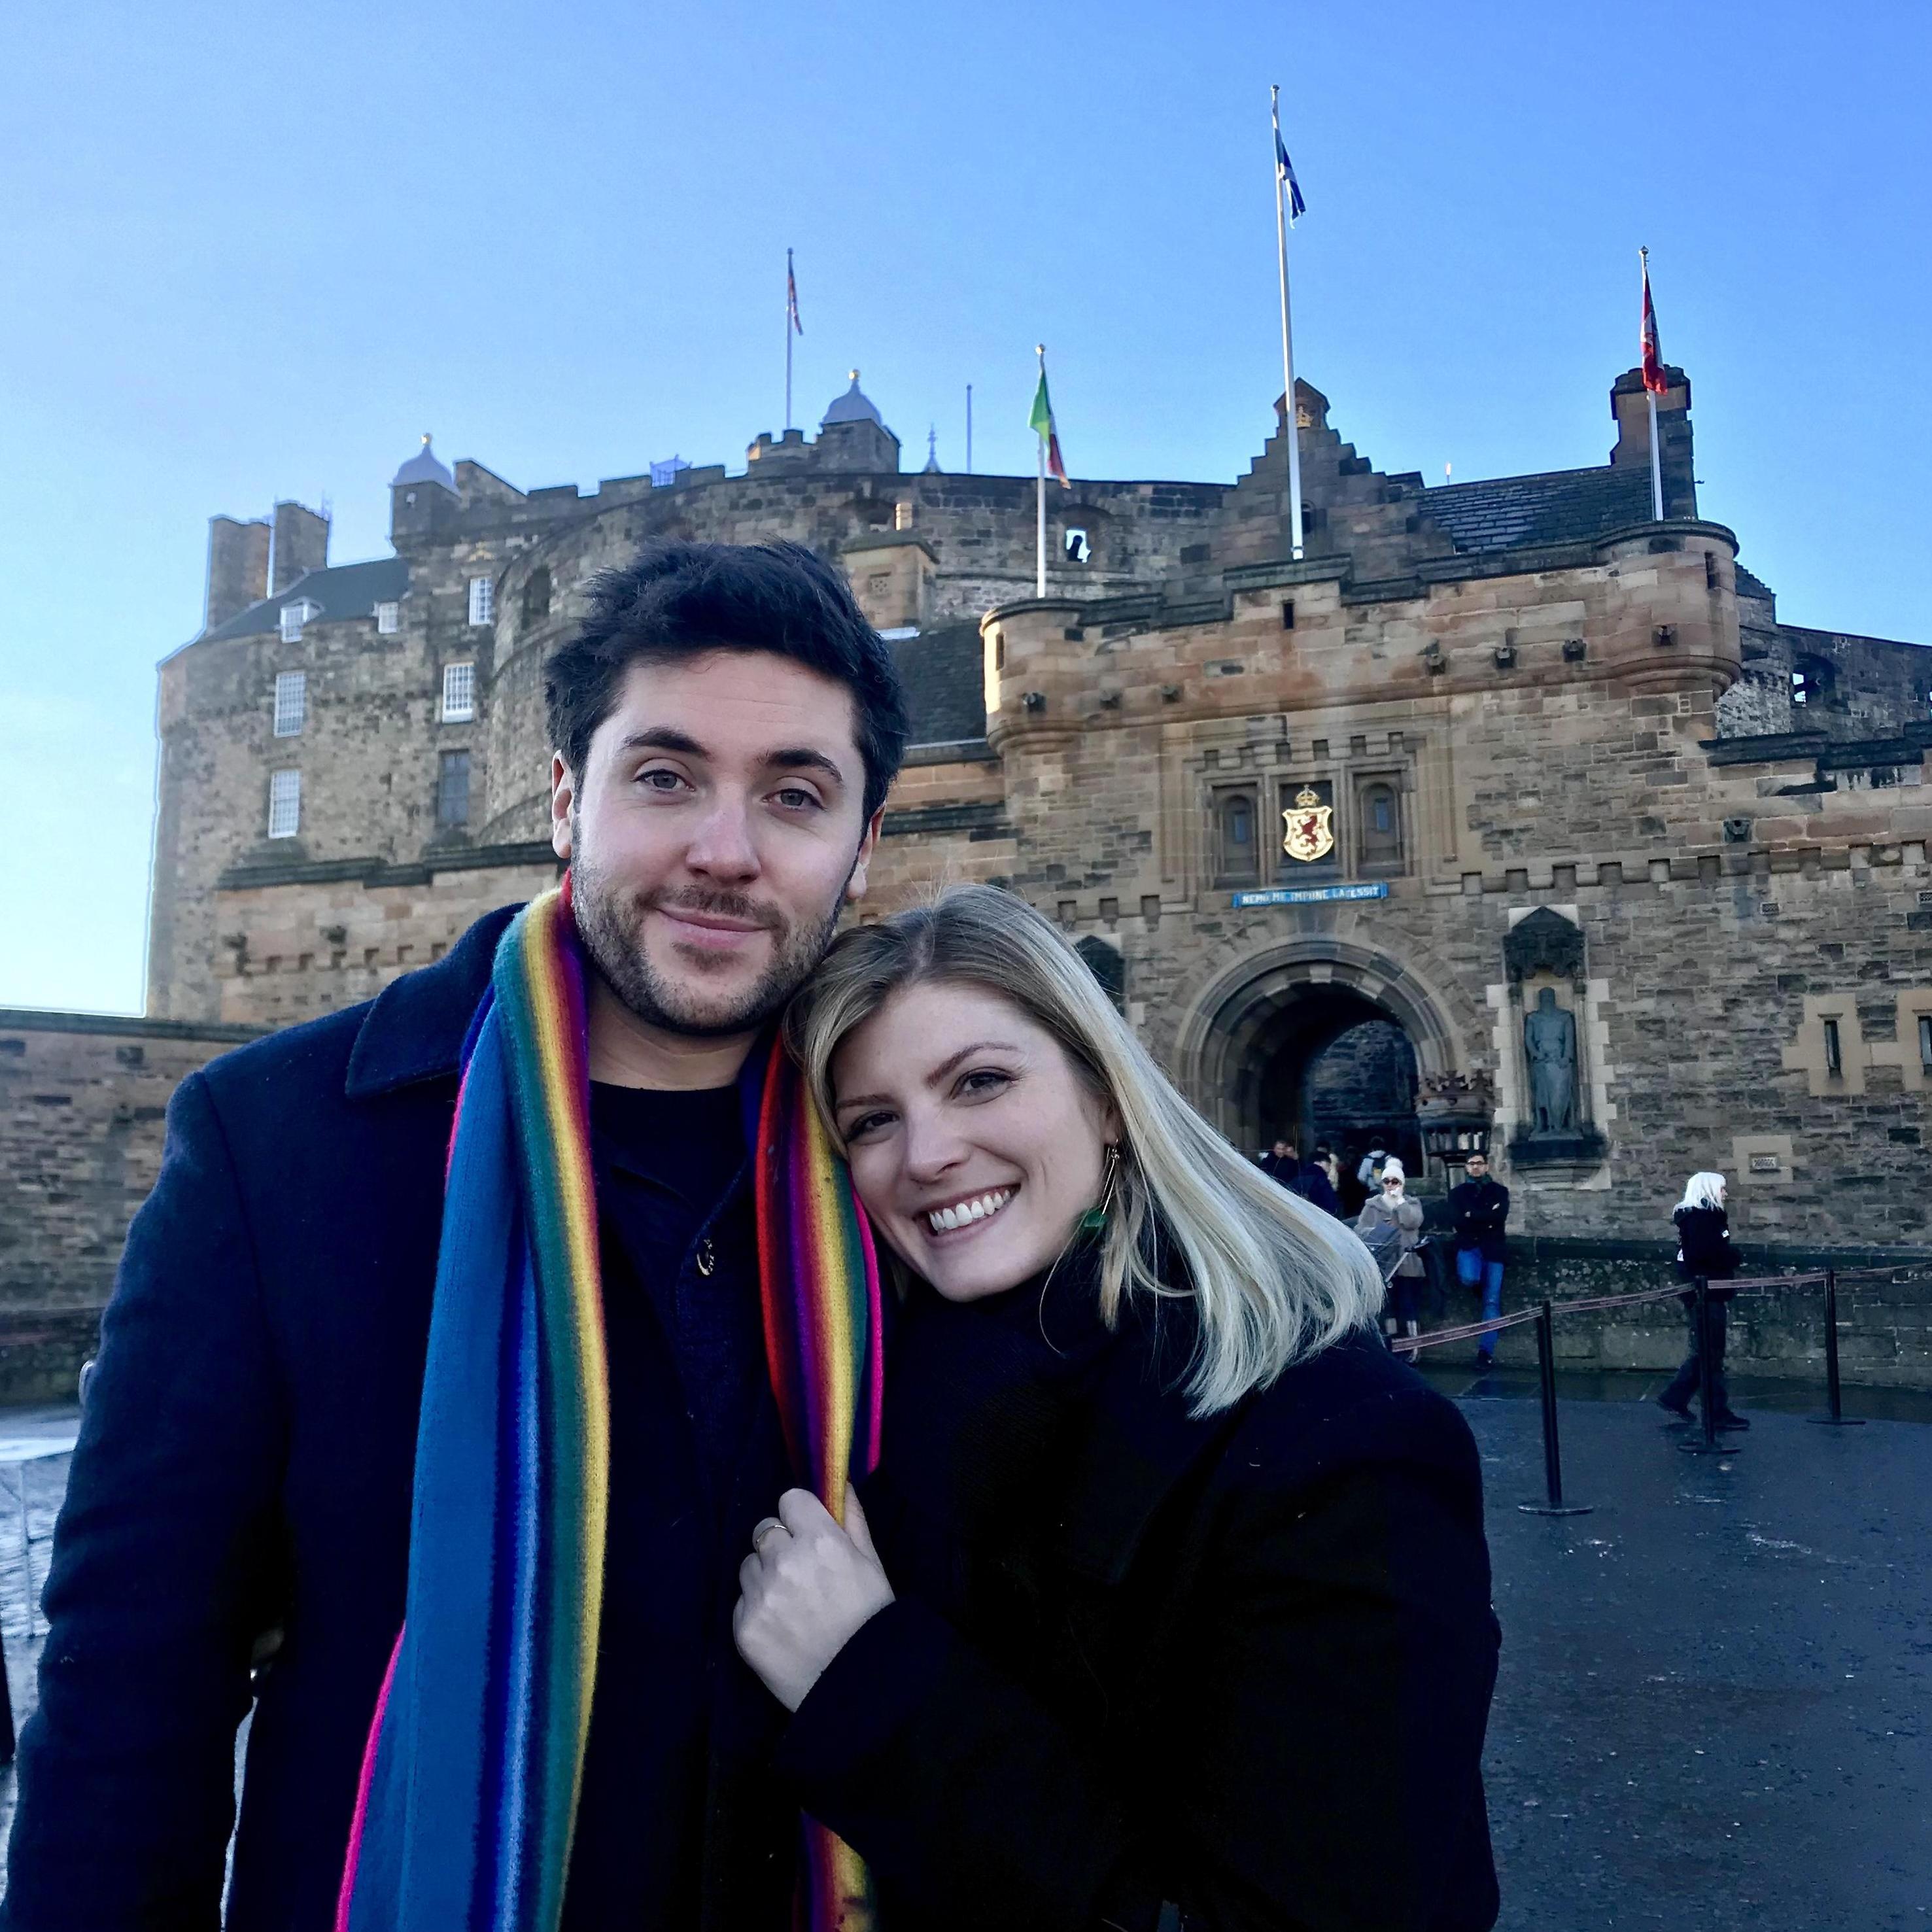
1423,464,1653,555
201,557,411,642
891,620,986,747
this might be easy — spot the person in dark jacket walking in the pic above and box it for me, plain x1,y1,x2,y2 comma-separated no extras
1448,1154,1511,1367
2,542,910,1932
733,887,1502,1931
1294,1155,1346,1220
1657,1171,1750,1430
1260,1137,1301,1186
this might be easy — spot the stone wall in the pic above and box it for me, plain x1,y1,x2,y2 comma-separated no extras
154,447,1227,1024
0,1009,258,1400
983,516,1932,1256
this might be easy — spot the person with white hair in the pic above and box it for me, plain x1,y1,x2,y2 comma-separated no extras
1356,1155,1428,1342
1657,1171,1749,1428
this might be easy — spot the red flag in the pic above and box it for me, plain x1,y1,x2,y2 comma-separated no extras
1640,255,1667,397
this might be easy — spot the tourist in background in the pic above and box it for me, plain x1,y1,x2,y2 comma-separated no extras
1449,1152,1511,1368
1295,1150,1345,1220
1657,1171,1750,1430
1315,1143,1342,1196
1356,1156,1426,1343
1260,1138,1301,1187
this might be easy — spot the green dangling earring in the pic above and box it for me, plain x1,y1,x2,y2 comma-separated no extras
1080,1143,1122,1234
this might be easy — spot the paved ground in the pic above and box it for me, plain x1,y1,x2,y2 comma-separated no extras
0,1377,1924,1928
1426,1365,1932,1931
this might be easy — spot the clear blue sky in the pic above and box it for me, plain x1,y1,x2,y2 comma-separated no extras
3,0,1927,1013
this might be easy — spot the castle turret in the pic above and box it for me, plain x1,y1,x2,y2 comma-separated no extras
389,432,460,546
813,371,901,472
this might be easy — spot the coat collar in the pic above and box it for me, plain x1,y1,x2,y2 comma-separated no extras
1059,1295,1249,1586
343,905,520,1101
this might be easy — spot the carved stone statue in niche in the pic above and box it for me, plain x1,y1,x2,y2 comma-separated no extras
1523,988,1579,1135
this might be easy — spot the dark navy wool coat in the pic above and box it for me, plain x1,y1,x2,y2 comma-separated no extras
0,909,797,1932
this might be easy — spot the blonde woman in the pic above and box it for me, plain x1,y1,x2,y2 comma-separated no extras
731,886,1500,1931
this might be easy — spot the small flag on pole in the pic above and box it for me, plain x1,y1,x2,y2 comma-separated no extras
787,252,802,336
1640,252,1666,396
1029,363,1070,487
1275,128,1306,225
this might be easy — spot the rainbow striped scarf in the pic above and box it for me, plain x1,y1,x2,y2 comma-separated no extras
336,884,883,1932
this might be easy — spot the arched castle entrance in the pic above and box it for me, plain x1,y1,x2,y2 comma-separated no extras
1174,939,1463,1197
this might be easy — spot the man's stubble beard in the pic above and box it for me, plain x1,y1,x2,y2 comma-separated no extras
570,838,852,1041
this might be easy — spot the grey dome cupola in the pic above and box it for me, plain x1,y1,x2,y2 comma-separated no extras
392,432,457,492
821,371,883,429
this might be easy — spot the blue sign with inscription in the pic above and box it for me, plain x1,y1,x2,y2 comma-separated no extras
1232,882,1389,908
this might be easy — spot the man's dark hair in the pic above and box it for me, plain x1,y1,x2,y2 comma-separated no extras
544,540,911,821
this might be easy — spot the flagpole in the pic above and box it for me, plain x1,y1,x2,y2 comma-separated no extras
1272,86,1305,563
1641,247,1663,521
785,248,795,432
966,383,973,474
1035,346,1048,598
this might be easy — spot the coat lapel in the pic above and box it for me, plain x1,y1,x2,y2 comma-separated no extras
343,906,520,1101
1060,1305,1247,1587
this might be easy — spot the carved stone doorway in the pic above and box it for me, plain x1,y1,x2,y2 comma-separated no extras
1175,937,1462,1198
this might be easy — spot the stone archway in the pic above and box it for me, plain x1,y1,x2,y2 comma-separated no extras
1173,937,1464,1184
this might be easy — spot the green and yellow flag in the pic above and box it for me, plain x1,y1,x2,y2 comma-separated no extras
1028,367,1070,487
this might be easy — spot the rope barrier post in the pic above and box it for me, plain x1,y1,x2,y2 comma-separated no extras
1519,1298,1591,1517
1809,1266,1865,1428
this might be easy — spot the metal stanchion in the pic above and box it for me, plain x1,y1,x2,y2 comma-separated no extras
1809,1266,1865,1428
1519,1298,1591,1517
1679,1277,1743,1455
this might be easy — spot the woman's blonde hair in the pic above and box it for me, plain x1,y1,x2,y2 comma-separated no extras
786,885,1385,1413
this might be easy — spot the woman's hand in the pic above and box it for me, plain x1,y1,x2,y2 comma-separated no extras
733,1485,895,1712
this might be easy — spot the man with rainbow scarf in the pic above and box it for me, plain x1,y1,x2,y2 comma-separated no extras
3,542,910,1932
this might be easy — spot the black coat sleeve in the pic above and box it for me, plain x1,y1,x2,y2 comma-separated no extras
2,1073,286,1931
776,1392,1500,1932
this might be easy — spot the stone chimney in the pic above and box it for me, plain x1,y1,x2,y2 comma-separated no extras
270,500,330,595
204,515,271,632
1610,365,1697,520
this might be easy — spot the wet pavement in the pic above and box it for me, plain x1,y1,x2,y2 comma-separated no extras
1436,1367,1931,1931
0,1381,1923,1927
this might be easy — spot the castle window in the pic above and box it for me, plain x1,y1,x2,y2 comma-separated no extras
1063,527,1091,564
375,600,400,634
273,670,307,738
1214,787,1260,885
521,567,551,625
1790,657,1835,706
467,576,495,627
279,599,318,644
1822,1018,1842,1078
1355,776,1404,871
441,662,476,723
267,769,301,839
437,750,471,827
1920,1014,1932,1075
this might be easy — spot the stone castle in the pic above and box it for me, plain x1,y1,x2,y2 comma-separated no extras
6,358,1931,1394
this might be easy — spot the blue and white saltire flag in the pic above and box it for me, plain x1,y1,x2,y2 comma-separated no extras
1275,129,1306,224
